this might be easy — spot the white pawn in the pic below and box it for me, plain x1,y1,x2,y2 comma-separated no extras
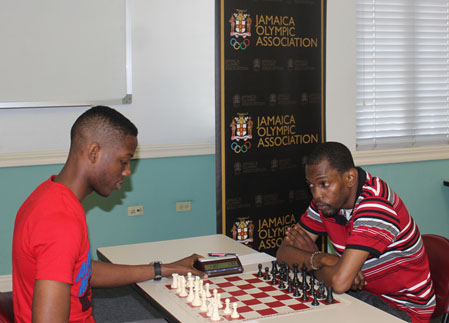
191,286,201,307
187,272,193,287
231,302,239,319
186,283,194,303
205,283,212,297
176,275,183,294
200,291,208,312
217,293,223,309
171,273,178,289
179,278,188,297
223,298,232,315
207,298,214,317
211,300,221,321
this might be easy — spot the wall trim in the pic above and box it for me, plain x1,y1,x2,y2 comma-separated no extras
0,142,216,168
0,274,12,292
354,145,449,166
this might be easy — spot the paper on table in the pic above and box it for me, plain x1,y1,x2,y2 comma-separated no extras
238,252,276,266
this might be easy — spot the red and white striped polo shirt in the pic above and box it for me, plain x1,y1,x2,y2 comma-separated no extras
300,168,435,322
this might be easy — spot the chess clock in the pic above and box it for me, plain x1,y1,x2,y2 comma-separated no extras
194,255,243,277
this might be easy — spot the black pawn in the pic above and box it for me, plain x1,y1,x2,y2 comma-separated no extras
263,267,270,280
310,274,316,294
300,285,309,301
257,264,263,277
317,281,326,299
326,286,335,303
286,277,293,293
271,271,277,285
293,264,299,285
293,282,301,297
278,277,286,289
311,290,320,306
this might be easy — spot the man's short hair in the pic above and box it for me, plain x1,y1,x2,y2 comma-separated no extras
304,142,355,173
70,105,138,148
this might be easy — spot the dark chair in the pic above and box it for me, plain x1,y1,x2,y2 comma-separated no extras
0,291,13,323
422,234,449,323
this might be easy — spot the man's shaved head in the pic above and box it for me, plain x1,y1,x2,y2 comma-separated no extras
70,105,138,150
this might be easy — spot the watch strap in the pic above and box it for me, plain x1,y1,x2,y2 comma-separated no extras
151,261,162,280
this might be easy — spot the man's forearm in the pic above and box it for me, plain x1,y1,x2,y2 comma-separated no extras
276,243,315,271
91,260,155,288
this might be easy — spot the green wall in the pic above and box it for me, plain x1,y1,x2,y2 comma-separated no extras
0,155,217,275
363,159,449,237
1,155,449,275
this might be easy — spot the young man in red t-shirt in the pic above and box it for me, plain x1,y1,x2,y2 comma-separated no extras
277,142,435,322
12,106,206,322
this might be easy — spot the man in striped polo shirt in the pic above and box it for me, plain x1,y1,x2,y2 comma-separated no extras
277,142,435,322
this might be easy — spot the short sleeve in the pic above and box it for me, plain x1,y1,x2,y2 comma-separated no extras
30,212,83,284
346,197,401,257
299,202,327,236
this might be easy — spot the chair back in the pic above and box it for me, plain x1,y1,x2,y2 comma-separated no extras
422,234,449,319
0,291,13,323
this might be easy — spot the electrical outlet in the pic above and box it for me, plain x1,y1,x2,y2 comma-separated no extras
128,205,144,216
176,201,192,212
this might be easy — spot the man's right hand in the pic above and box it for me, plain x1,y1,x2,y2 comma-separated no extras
162,254,207,279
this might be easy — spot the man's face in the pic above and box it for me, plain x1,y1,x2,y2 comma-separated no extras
91,135,138,197
305,159,351,216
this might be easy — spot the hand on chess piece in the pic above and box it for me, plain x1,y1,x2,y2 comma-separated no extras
350,270,367,290
163,254,208,279
284,223,318,252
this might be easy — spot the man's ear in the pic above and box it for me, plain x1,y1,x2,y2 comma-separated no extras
87,142,100,163
345,168,357,187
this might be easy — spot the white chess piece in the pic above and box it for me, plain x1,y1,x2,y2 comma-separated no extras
176,275,183,294
179,278,188,297
223,298,231,315
171,273,178,289
192,286,201,307
206,298,214,317
200,291,208,312
231,302,239,319
186,284,194,303
217,293,223,308
205,283,211,297
211,300,221,321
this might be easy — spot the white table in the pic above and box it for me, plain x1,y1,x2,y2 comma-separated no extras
97,234,404,323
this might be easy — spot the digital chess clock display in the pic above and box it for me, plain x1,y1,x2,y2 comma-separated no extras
194,256,243,277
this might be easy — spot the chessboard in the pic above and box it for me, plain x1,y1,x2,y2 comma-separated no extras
159,266,348,322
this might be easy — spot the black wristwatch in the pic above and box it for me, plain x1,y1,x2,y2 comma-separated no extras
150,261,162,280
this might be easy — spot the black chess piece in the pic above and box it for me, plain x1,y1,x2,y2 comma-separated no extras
310,274,316,294
326,286,335,303
293,282,301,298
278,276,286,289
271,271,277,285
300,284,309,301
271,260,278,275
286,277,293,293
293,264,299,286
317,281,326,299
257,264,263,277
263,267,270,280
311,290,320,306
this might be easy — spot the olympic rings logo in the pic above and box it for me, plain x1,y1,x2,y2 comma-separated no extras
231,141,251,153
230,37,250,50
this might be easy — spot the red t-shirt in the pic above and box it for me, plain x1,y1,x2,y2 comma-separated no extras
300,168,435,322
12,176,94,323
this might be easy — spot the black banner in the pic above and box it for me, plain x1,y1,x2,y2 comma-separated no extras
216,0,326,256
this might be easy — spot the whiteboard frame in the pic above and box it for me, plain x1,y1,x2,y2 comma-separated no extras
0,0,132,109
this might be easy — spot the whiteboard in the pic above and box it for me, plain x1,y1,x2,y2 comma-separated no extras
0,0,129,108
